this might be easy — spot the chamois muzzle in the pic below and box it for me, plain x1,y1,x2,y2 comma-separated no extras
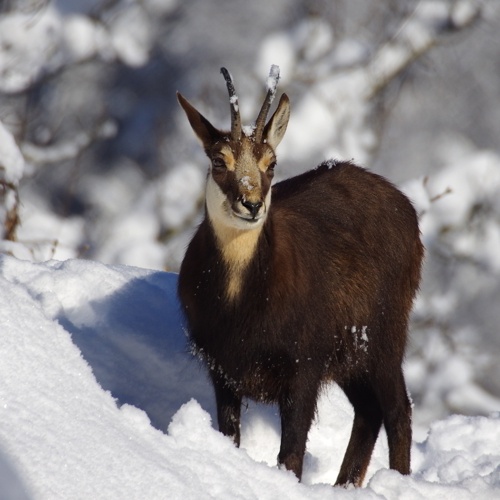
241,200,263,219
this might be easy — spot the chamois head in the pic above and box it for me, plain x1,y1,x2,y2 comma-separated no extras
177,66,290,231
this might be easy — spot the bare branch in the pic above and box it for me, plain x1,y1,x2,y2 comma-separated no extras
0,181,19,241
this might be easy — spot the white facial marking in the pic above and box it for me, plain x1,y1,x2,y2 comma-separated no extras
206,169,269,231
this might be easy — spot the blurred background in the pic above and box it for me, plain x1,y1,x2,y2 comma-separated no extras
1,0,499,429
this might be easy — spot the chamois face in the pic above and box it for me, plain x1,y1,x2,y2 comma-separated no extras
177,89,290,232
205,137,275,230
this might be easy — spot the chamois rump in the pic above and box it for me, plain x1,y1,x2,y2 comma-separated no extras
177,66,423,487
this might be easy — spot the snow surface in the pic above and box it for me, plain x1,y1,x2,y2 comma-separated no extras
1,255,500,499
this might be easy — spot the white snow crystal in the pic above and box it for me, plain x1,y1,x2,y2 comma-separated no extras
242,125,255,137
239,176,254,191
361,326,368,342
266,64,280,96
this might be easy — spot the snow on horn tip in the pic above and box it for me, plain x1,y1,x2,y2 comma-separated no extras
220,67,241,141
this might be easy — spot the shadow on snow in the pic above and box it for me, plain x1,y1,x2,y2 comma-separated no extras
57,271,215,432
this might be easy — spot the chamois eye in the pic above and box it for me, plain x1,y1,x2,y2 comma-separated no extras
212,158,226,169
268,161,277,172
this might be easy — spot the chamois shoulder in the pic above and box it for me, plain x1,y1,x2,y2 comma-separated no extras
273,160,391,197
272,159,414,216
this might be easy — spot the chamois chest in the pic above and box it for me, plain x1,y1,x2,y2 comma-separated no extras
178,222,321,396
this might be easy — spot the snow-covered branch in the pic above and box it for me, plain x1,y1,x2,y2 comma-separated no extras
21,120,117,166
366,0,481,99
0,1,160,94
257,0,482,167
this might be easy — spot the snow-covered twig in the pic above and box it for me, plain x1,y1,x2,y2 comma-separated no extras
365,0,481,99
20,120,116,166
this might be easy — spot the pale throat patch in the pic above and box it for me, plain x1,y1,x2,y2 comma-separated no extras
221,228,263,300
206,175,270,300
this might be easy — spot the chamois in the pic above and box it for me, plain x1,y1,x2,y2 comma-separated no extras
177,66,423,487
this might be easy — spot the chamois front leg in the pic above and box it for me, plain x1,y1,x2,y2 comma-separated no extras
277,380,320,480
211,374,242,446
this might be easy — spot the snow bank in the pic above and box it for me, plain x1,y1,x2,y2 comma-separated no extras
0,256,499,498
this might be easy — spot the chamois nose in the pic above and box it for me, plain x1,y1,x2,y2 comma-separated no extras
241,200,263,218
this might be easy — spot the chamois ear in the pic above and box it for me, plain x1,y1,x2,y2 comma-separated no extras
263,93,290,149
177,92,223,150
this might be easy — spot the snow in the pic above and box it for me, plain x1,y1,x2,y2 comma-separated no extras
266,64,280,97
1,1,500,497
403,146,500,272
257,33,295,85
109,4,154,67
7,190,85,262
62,15,111,63
159,163,205,229
255,0,480,174
1,255,500,499
143,0,178,17
293,18,334,63
332,39,368,68
451,0,480,26
0,119,25,185
242,124,256,137
0,2,154,95
21,121,117,166
0,6,63,93
240,175,254,191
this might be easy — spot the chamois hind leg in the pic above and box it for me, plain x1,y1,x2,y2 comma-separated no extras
211,375,242,446
335,379,383,487
375,366,412,476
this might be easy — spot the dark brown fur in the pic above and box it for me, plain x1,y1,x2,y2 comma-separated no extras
178,157,423,485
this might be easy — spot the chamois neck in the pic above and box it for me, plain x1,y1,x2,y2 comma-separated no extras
209,214,263,267
208,214,264,300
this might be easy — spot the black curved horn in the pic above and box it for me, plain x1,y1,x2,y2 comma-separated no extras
220,67,242,141
255,65,280,142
